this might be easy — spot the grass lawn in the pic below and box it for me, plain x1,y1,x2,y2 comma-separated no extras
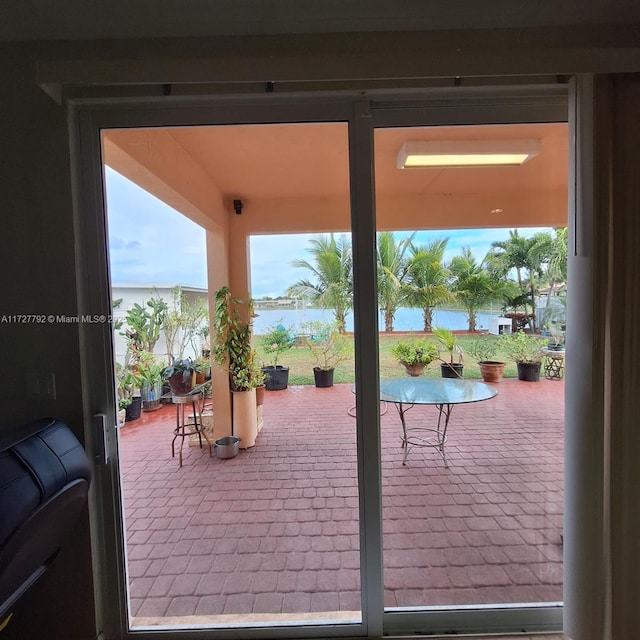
255,333,521,386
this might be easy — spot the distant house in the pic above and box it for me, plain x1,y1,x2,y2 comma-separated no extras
112,284,208,363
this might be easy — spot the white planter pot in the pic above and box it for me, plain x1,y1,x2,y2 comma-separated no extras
231,388,258,448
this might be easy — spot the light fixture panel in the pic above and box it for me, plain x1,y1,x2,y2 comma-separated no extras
397,139,540,169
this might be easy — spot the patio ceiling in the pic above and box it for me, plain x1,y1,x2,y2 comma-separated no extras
103,121,568,233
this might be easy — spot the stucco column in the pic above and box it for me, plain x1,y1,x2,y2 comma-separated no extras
206,226,233,438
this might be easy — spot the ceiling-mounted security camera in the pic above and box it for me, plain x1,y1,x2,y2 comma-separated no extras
233,199,243,215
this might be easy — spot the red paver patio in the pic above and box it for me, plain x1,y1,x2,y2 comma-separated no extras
119,378,564,625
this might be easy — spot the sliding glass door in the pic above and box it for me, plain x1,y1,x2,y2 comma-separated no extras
72,85,568,639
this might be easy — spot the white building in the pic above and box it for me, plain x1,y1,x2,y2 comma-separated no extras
111,284,208,364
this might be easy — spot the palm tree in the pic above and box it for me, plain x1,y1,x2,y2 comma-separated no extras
449,247,500,332
486,229,553,331
403,239,453,332
376,231,415,332
287,234,353,333
540,226,568,331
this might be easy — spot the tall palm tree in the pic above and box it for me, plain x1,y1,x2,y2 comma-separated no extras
487,229,553,331
376,231,415,332
287,234,353,333
403,239,453,332
449,247,500,332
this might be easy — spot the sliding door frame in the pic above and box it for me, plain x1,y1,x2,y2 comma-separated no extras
70,82,571,640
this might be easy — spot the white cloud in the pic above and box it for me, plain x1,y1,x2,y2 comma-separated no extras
105,167,207,288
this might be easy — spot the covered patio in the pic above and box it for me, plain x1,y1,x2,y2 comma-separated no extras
120,378,563,627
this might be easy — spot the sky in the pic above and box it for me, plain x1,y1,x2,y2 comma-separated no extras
105,167,553,298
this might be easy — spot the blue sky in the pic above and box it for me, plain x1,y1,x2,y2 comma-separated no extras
105,167,553,298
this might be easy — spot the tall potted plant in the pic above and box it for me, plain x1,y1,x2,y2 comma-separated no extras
500,330,544,381
391,338,438,377
302,321,351,387
466,338,506,383
261,324,295,390
212,286,263,447
433,327,464,378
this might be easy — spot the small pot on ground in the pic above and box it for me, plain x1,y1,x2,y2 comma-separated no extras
477,361,506,383
262,365,290,391
517,361,541,382
440,362,464,378
215,436,241,459
313,367,335,388
255,384,266,406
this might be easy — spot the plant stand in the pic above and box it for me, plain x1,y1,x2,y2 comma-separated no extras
542,349,565,380
171,392,212,466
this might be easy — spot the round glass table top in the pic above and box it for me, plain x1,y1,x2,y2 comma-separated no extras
379,377,498,405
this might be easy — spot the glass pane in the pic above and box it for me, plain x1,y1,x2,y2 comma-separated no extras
374,123,568,609
102,122,361,630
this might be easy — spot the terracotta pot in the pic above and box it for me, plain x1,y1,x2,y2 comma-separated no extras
402,362,426,377
195,371,206,384
478,361,506,383
255,384,265,406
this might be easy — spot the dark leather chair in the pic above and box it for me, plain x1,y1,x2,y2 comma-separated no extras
0,418,92,619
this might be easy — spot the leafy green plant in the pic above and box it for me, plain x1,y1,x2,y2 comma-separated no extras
433,327,463,364
465,338,502,363
162,357,195,381
115,362,142,405
302,321,351,371
121,297,168,354
500,330,545,363
137,350,165,387
261,324,295,367
391,339,438,366
212,286,264,391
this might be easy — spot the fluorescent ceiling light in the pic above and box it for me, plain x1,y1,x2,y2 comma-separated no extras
397,139,540,168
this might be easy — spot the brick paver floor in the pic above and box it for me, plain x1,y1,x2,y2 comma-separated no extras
119,378,564,625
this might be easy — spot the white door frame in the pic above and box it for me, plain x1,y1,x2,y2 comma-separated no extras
70,83,572,640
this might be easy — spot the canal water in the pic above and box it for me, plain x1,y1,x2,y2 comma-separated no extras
252,306,502,335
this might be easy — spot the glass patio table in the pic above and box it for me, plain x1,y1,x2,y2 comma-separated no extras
379,377,498,467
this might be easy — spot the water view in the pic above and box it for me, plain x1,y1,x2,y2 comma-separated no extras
252,306,502,335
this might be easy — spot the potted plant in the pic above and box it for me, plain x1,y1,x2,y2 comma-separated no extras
500,330,545,381
116,364,143,422
302,321,351,387
433,327,464,378
117,398,128,427
162,358,196,395
261,324,295,390
137,351,165,410
466,338,506,383
391,338,438,377
212,286,263,447
194,357,211,384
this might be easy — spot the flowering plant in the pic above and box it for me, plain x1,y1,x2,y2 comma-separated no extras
261,324,295,367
